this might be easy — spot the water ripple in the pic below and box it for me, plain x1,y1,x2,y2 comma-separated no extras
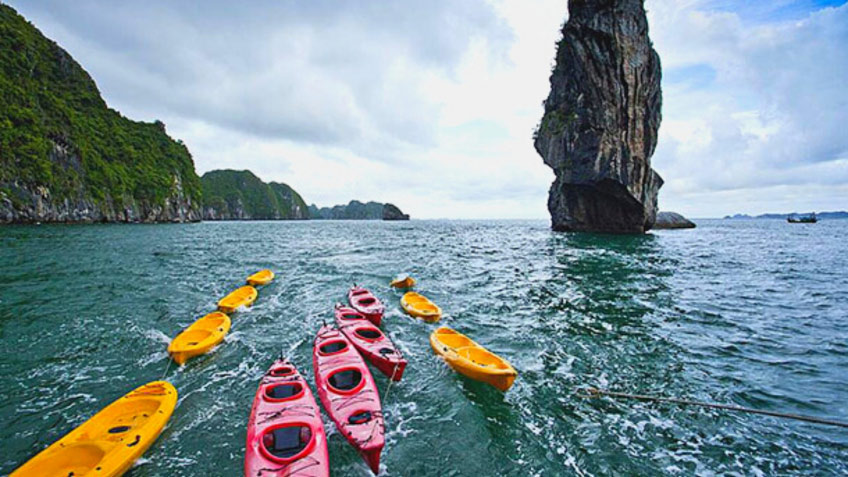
0,219,846,475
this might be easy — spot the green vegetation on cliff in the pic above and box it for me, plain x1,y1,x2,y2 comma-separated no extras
0,4,201,222
309,201,383,220
200,169,308,220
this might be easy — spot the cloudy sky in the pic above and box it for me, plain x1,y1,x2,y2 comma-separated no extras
8,0,847,218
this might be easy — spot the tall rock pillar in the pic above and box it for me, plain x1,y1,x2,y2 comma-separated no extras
534,0,663,233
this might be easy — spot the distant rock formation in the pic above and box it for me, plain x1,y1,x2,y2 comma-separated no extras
0,4,201,224
724,211,847,220
654,211,695,229
201,170,308,220
309,200,409,220
534,0,663,233
382,203,410,221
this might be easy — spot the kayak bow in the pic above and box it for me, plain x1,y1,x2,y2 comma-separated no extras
244,358,329,477
335,304,407,381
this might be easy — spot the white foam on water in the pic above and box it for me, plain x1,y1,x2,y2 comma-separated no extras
384,401,420,445
144,328,173,345
137,350,167,367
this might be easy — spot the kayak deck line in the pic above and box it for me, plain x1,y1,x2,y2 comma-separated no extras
578,387,848,429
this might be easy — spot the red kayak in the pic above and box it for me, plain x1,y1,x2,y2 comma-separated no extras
245,358,329,477
335,304,407,381
313,325,384,474
348,285,384,326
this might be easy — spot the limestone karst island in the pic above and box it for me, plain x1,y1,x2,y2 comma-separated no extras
1,1,846,476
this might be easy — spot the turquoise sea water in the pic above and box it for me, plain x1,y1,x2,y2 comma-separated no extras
1,219,846,476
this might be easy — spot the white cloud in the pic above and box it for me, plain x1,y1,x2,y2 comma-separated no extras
648,0,848,216
10,0,562,218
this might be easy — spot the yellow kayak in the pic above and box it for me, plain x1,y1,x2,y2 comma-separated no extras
246,269,274,286
400,291,441,322
390,275,416,289
168,311,231,365
10,381,177,477
430,327,517,392
217,285,257,313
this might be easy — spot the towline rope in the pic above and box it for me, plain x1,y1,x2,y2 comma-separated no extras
160,357,173,381
578,387,848,429
380,327,402,404
383,362,400,403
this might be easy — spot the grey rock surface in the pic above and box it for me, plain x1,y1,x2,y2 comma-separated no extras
654,211,696,229
534,0,663,233
382,203,410,221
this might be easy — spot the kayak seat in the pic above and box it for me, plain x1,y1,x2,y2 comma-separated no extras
329,370,362,391
352,290,368,295
270,366,294,377
355,329,382,340
263,426,311,459
358,297,376,305
460,348,511,370
265,383,302,400
438,334,473,349
319,341,347,355
348,410,372,425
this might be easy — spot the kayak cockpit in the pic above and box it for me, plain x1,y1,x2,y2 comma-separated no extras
319,341,348,355
328,369,362,392
264,383,303,402
458,347,512,371
355,328,382,340
261,425,312,460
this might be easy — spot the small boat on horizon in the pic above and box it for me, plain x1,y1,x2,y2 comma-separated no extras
787,212,817,223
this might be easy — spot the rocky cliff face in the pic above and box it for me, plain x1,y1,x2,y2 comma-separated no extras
1,172,199,223
654,211,695,229
382,203,410,221
534,0,663,233
200,170,308,220
0,5,201,224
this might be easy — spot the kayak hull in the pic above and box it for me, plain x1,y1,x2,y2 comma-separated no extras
168,311,231,365
244,359,329,477
247,269,275,286
348,286,384,326
335,305,407,381
218,285,258,313
400,291,442,322
430,327,517,392
313,326,384,474
10,381,177,477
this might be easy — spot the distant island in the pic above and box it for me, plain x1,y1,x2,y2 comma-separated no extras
309,201,410,221
201,170,308,220
724,211,847,220
201,171,410,221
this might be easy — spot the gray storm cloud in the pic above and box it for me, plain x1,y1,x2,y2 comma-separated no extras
12,0,513,153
